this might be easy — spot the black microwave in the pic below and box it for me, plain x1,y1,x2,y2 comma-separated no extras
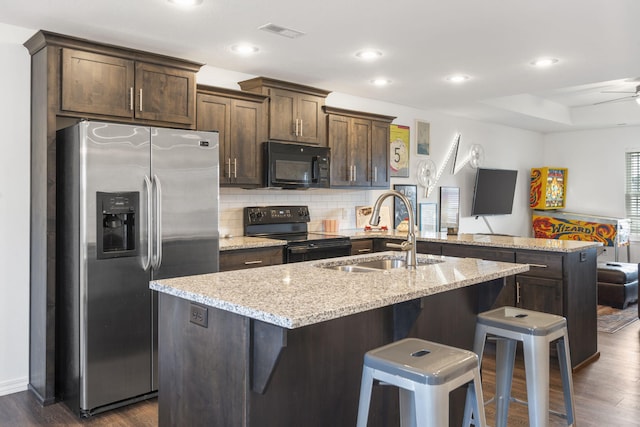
264,141,330,189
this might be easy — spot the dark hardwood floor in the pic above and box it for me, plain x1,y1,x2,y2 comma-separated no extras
1,312,638,426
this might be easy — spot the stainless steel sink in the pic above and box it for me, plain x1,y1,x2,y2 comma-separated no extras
318,256,444,273
355,258,408,269
328,265,378,273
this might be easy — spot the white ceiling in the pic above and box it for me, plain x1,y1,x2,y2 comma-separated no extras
3,0,640,133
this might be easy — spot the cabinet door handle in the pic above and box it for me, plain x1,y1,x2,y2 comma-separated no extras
233,158,237,179
244,260,263,265
373,166,378,183
353,165,357,181
358,248,372,253
299,119,303,136
349,165,353,182
293,119,298,136
139,88,143,112
227,158,231,179
129,87,134,111
528,263,548,268
516,282,521,304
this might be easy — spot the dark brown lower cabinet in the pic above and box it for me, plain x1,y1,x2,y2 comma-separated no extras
350,239,374,255
516,275,563,315
219,246,283,272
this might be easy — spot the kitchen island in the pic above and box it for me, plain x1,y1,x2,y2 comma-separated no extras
345,231,602,370
151,252,528,426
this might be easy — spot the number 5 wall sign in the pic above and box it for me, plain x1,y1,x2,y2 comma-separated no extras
389,124,410,177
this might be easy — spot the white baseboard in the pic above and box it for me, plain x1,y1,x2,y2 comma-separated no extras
0,377,28,397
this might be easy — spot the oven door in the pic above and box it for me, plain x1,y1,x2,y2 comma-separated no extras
286,240,352,263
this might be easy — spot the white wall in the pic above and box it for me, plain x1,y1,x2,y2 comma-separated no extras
543,126,640,262
0,24,33,396
0,25,547,396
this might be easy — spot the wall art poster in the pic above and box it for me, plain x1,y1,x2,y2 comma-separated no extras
393,184,417,228
419,202,438,233
439,186,460,234
416,120,430,155
390,124,410,177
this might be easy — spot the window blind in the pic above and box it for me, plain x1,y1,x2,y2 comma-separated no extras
625,151,640,234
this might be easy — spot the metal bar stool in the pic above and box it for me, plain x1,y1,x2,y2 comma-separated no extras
356,337,486,427
466,306,576,427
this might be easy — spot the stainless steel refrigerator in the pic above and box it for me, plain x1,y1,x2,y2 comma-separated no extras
56,121,219,417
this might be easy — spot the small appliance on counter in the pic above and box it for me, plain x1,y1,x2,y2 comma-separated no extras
244,205,351,262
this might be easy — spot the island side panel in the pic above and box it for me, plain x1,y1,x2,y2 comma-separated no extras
563,248,598,370
158,293,249,427
248,306,396,427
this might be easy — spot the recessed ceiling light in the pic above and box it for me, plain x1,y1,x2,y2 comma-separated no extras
370,78,391,86
168,0,203,6
446,74,470,83
230,44,259,55
355,49,383,60
531,57,559,67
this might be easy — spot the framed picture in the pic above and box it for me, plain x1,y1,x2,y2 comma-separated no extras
416,120,430,155
390,124,410,177
393,184,417,228
419,202,438,233
439,186,460,235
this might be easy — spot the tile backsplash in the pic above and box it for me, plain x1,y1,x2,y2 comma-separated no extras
219,188,374,237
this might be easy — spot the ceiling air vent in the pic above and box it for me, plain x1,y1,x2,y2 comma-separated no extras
258,23,305,39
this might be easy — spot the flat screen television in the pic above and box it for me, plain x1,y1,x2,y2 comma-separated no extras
470,168,518,216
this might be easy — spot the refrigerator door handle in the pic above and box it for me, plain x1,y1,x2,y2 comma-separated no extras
142,175,153,271
153,174,163,270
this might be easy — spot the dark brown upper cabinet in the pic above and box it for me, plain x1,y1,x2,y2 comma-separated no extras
196,85,268,187
238,77,330,146
324,106,395,188
60,48,197,126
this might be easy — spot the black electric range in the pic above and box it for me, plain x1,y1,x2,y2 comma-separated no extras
243,206,352,263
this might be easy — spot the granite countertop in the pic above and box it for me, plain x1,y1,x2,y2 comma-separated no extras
342,229,602,252
151,251,529,329
217,231,601,253
219,236,286,251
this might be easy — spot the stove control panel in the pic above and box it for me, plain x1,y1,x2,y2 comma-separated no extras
244,206,310,225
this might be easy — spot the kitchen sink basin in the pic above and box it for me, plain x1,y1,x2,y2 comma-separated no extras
328,265,378,273
318,256,444,273
355,258,408,269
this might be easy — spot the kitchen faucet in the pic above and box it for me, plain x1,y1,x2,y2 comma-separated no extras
370,190,417,269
